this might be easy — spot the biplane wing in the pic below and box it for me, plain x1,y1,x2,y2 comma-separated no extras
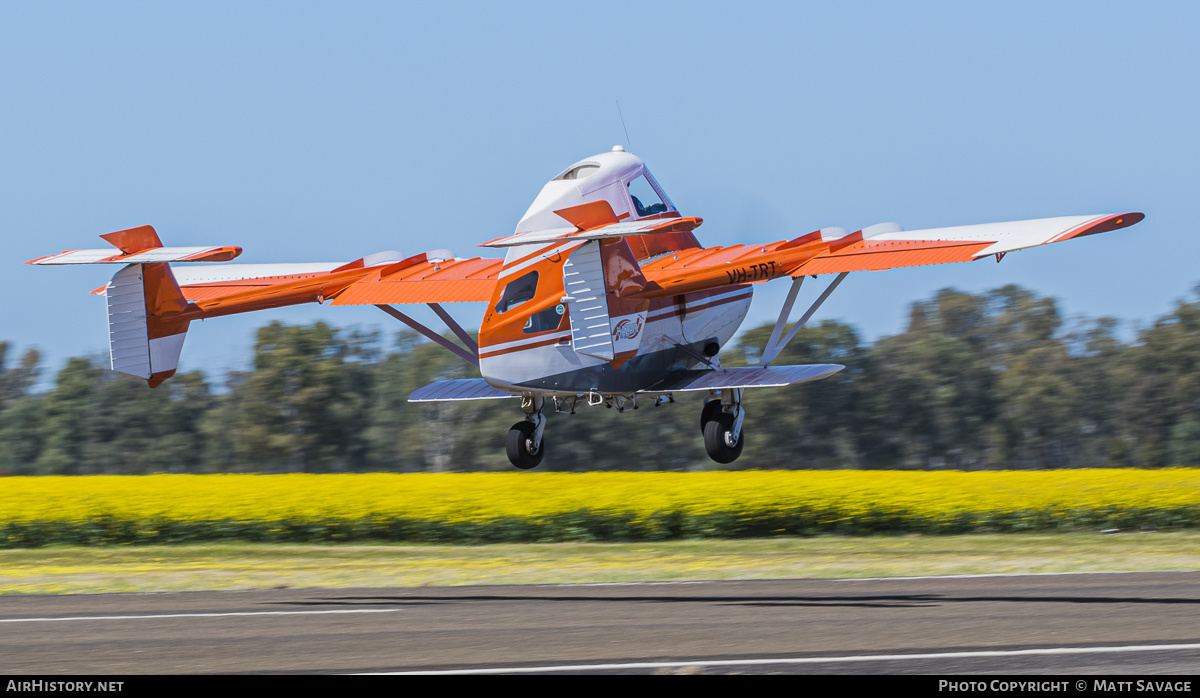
326,255,501,306
24,146,1147,470
82,252,503,307
633,212,1143,298
165,250,501,308
409,379,517,402
409,364,844,403
645,364,844,392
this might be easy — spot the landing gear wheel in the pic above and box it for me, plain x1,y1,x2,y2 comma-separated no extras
507,421,545,469
700,400,723,434
703,412,745,464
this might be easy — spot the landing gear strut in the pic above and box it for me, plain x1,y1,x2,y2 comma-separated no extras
507,396,546,469
701,389,745,464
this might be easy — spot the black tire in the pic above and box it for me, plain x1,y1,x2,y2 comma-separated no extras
506,420,544,469
703,412,745,464
700,400,723,434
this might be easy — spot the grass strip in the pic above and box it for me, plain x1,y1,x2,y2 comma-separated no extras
1,532,1198,595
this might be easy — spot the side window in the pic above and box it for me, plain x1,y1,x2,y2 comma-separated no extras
556,164,599,181
524,304,565,334
627,175,668,217
496,271,538,314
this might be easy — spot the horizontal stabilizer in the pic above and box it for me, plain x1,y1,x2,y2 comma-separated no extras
409,379,517,402
27,246,242,265
644,364,844,393
480,216,702,248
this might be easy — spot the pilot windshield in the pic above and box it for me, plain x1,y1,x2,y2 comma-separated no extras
627,175,668,217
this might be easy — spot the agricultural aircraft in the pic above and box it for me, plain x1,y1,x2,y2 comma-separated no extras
28,147,1143,468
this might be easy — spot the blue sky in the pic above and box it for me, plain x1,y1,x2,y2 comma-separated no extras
2,1,1195,383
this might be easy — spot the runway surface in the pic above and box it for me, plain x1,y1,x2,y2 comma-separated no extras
1,571,1199,674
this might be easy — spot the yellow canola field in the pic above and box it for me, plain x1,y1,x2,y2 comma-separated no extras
2,470,1199,525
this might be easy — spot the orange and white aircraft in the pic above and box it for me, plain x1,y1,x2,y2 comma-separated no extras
28,147,1143,467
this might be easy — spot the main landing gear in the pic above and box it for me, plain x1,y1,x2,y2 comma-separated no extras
507,396,545,469
701,389,745,464
504,390,746,468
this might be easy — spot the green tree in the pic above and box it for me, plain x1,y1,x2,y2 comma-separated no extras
723,320,867,469
1119,286,1200,467
206,321,371,472
33,358,101,474
79,370,214,474
863,332,995,469
989,343,1085,468
0,343,44,474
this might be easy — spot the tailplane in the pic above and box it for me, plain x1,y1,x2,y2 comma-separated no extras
27,225,240,387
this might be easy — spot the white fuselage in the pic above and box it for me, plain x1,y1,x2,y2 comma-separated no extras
479,286,752,396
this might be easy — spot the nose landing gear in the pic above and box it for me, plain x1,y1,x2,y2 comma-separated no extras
701,389,745,464
507,396,546,469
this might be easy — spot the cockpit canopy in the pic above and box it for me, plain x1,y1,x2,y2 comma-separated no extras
514,147,676,234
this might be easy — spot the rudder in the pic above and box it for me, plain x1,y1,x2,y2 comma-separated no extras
106,262,191,387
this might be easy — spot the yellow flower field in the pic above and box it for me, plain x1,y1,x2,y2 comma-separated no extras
1,470,1197,546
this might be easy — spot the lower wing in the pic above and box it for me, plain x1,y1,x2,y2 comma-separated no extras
408,365,844,402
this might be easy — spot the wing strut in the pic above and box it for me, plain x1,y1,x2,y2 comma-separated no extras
760,272,849,366
375,304,479,366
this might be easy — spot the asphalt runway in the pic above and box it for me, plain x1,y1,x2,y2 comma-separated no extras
1,572,1199,674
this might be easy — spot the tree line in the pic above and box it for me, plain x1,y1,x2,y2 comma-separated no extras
3,283,1200,474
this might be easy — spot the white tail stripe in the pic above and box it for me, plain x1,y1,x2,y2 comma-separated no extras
149,333,187,373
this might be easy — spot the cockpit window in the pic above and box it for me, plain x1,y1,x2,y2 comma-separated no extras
628,175,668,217
496,271,538,314
555,164,600,181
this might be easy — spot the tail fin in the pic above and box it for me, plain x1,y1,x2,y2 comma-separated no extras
27,224,243,387
107,262,191,387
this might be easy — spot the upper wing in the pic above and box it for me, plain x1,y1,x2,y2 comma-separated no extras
83,251,504,307
179,251,502,309
327,255,501,305
169,263,344,301
633,213,1142,298
794,213,1141,275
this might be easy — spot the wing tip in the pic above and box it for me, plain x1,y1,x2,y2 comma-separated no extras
1061,211,1145,242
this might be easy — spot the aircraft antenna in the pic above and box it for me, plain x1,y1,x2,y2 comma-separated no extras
616,100,631,149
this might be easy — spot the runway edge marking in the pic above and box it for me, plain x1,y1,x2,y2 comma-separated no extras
833,569,1199,582
366,643,1200,675
0,609,401,623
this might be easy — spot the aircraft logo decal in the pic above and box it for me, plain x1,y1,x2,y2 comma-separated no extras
612,316,644,341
